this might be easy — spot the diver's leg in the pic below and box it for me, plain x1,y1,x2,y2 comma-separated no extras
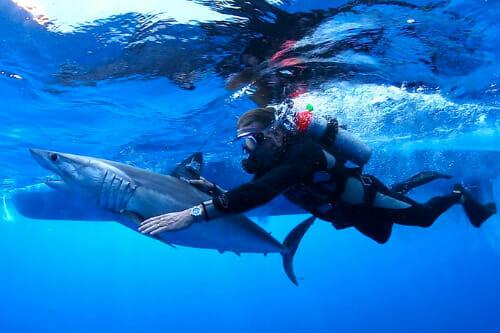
340,175,496,232
374,185,496,228
390,171,452,194
391,192,461,227
354,220,393,244
341,175,460,228
338,176,395,243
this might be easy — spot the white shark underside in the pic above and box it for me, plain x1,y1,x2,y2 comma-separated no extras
28,149,314,285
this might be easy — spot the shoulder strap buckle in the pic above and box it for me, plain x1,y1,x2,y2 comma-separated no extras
361,175,373,187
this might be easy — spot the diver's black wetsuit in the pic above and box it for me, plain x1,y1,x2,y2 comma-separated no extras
212,137,461,243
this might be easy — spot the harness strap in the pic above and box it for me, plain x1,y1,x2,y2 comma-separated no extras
360,175,377,205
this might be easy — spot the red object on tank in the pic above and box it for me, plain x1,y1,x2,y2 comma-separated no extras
289,85,308,98
270,40,297,62
295,111,313,132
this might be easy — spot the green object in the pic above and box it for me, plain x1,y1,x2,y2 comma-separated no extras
306,103,314,111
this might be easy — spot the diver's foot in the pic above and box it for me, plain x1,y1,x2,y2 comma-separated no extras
453,184,497,228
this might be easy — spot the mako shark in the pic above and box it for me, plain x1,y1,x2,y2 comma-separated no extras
29,148,314,285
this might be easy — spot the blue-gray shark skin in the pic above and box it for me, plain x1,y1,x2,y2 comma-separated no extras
29,148,314,285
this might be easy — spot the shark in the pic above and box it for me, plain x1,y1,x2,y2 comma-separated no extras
29,148,314,285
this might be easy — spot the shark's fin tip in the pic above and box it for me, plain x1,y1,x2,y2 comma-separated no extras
282,216,315,286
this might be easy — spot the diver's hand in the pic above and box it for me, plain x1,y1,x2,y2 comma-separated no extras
185,176,216,193
139,209,197,235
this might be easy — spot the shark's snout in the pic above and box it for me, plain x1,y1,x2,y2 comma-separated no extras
29,148,45,158
30,148,52,169
29,148,65,175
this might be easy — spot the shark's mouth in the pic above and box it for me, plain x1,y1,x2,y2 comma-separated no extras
45,175,68,191
29,148,74,191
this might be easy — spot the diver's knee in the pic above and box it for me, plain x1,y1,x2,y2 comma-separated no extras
419,219,435,228
373,192,413,209
366,228,392,244
373,234,390,244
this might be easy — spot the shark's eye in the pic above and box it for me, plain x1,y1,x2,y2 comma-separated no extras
50,153,58,162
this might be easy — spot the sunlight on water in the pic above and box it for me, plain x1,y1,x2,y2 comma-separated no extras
1,194,13,221
293,81,499,145
13,0,239,32
0,1,499,332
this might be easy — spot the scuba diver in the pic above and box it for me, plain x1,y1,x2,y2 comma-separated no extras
139,102,497,244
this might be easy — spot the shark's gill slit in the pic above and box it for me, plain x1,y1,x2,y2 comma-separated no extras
98,170,109,208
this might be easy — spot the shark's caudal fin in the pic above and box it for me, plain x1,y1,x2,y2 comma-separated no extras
390,171,452,194
170,152,203,181
282,216,315,286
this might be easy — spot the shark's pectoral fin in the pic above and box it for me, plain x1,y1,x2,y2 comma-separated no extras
122,210,145,224
282,216,315,286
122,210,177,248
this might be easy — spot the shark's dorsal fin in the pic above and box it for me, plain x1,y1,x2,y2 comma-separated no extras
171,152,203,180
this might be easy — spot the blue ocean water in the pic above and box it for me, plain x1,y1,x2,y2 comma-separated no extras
1,0,499,332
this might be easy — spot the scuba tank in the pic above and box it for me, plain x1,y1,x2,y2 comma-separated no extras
273,99,372,166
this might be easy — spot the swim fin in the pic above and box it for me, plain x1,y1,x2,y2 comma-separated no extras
454,184,497,228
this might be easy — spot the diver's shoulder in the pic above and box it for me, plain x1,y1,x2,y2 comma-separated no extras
284,135,324,159
286,135,323,148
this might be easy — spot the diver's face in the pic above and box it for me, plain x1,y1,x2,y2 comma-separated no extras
239,122,284,174
242,133,263,153
239,121,283,153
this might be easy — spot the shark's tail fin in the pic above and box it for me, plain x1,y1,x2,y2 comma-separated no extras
282,216,315,286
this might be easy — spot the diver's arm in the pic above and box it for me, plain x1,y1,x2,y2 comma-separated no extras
139,141,326,234
207,156,326,217
226,68,259,90
199,164,305,219
211,184,227,196
138,164,308,234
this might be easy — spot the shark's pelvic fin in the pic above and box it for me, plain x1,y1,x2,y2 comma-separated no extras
170,152,203,181
282,216,315,286
164,242,177,249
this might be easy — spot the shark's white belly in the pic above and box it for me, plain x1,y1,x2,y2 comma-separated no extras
121,185,284,254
